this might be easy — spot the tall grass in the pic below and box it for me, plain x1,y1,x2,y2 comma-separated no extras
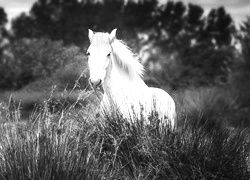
0,99,249,180
173,86,245,128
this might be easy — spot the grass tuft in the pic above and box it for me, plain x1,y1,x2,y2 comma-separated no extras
0,98,249,179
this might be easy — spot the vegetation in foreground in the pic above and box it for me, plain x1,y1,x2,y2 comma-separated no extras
0,99,249,180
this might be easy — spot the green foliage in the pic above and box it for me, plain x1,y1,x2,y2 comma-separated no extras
0,102,249,179
0,38,82,89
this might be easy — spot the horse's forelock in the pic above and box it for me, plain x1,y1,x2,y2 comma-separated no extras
90,32,110,48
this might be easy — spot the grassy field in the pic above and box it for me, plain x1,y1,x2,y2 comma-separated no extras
0,91,249,180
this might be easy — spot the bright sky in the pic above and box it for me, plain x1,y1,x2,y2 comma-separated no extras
0,0,249,29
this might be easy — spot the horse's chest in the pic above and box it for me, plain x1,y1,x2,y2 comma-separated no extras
108,87,151,108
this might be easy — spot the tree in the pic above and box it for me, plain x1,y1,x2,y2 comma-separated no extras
11,0,159,45
239,17,250,69
143,2,236,88
12,13,36,39
199,7,235,47
0,7,7,26
123,0,158,34
0,7,9,73
0,38,82,89
10,0,237,88
0,7,8,40
158,1,186,41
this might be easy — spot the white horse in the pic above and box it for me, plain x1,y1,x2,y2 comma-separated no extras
87,29,176,129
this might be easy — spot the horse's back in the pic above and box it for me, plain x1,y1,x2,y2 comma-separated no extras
149,87,176,128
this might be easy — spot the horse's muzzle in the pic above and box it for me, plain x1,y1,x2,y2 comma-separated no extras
89,78,102,89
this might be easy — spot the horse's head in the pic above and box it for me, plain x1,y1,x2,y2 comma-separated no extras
87,29,117,89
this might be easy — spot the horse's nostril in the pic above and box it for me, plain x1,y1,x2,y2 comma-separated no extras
89,78,93,84
97,79,102,87
89,79,102,88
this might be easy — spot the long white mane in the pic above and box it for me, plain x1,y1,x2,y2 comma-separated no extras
111,39,144,80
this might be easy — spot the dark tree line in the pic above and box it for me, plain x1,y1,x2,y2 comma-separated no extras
11,0,235,47
0,0,249,89
11,0,159,45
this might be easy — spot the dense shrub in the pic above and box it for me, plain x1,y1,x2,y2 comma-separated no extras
143,43,237,89
53,56,89,90
173,86,249,128
0,38,83,89
231,17,250,115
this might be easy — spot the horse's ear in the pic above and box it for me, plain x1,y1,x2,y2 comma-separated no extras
109,28,117,43
88,29,94,42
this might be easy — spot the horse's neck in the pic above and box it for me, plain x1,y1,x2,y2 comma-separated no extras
103,62,148,101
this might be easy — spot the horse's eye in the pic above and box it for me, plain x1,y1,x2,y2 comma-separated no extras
86,51,90,56
107,52,111,57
